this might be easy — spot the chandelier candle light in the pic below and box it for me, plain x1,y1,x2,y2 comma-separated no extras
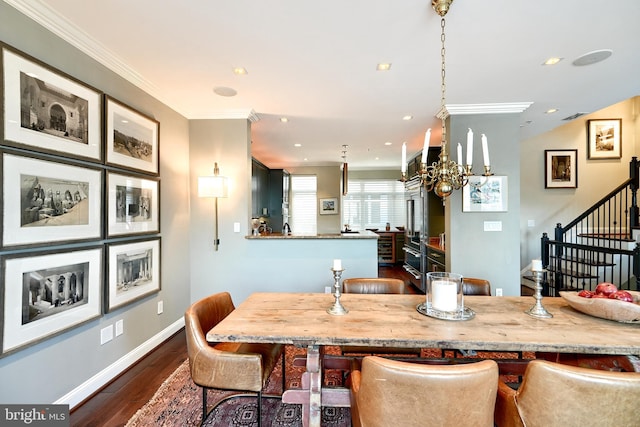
401,0,494,200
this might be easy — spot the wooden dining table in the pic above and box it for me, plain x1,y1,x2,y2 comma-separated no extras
206,292,640,427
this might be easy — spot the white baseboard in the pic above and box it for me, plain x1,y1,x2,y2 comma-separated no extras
56,317,185,409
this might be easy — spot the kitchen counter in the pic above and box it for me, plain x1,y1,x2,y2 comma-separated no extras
246,230,378,239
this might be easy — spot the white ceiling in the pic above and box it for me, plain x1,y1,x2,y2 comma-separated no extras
7,0,640,170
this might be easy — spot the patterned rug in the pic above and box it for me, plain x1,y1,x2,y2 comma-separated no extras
125,346,351,427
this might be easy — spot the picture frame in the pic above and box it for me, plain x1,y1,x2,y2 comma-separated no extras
0,246,103,356
106,171,160,237
587,119,621,159
462,175,508,212
1,44,103,162
319,197,338,215
545,149,578,189
105,96,160,175
105,237,161,313
1,150,103,248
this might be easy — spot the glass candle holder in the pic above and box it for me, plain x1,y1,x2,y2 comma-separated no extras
427,272,464,314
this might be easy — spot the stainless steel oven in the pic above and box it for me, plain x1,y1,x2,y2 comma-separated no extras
403,177,426,292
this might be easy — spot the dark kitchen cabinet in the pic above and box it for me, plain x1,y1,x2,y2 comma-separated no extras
268,169,290,232
252,159,269,218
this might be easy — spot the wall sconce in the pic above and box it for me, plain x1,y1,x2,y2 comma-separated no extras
198,162,228,251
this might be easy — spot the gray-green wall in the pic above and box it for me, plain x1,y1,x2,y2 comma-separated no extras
0,2,191,405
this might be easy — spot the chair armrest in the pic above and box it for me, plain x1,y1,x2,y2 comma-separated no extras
349,360,363,427
494,380,523,427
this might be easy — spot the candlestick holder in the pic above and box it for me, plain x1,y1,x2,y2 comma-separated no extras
327,267,348,315
525,269,553,319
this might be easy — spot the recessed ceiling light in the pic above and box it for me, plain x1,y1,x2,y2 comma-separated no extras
375,157,380,160
376,63,392,71
213,86,237,97
545,108,559,114
294,143,302,147
543,57,563,66
280,117,289,123
573,49,613,66
402,115,413,121
384,142,392,146
233,67,248,75
121,119,129,124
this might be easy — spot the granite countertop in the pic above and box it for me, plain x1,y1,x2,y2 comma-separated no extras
245,230,379,240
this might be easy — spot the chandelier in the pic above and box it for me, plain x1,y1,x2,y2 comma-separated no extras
403,0,493,200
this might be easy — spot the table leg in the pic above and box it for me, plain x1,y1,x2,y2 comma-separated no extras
282,344,322,427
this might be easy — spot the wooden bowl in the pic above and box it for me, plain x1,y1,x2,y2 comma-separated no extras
560,291,640,323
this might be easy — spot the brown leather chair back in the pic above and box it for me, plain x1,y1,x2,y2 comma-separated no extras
343,277,406,294
351,356,499,427
184,292,264,391
462,277,491,296
495,359,640,427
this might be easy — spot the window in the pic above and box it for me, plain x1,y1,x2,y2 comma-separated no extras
291,175,317,234
342,179,405,231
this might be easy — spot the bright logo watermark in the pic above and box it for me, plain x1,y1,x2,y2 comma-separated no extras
1,405,69,426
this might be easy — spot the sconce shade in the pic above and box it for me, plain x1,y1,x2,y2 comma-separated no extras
198,175,228,198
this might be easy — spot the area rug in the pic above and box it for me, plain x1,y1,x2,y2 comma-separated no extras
126,346,351,427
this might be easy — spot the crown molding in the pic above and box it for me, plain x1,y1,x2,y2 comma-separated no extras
437,102,534,118
4,0,191,117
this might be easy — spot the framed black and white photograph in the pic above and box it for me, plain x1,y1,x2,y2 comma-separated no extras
105,96,160,175
319,197,338,215
1,44,102,162
107,172,160,237
105,238,161,313
545,149,578,189
1,150,103,248
587,118,621,159
462,176,508,212
0,246,103,356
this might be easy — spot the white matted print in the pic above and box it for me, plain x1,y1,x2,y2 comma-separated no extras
1,151,102,248
463,176,508,212
105,96,159,175
1,246,102,356
107,172,160,237
106,238,161,313
2,45,102,162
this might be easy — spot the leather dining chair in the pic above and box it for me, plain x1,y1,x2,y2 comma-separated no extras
184,292,284,426
462,277,491,296
350,356,499,427
341,278,421,357
494,359,640,427
342,277,407,294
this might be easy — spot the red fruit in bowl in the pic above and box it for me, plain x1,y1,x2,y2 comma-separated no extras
591,294,609,298
595,282,618,297
609,290,634,303
578,290,594,298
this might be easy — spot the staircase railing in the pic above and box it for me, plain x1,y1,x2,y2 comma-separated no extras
540,157,640,296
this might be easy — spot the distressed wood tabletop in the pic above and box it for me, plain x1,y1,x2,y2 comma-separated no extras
207,293,640,355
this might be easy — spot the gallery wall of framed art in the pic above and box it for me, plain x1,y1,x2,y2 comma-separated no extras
0,42,163,357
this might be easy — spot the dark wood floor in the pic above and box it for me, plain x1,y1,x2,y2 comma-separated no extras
69,264,409,426
70,329,188,427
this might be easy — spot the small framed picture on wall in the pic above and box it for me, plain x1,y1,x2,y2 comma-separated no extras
587,119,621,159
545,149,578,189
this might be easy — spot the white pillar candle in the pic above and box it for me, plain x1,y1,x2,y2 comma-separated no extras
457,143,463,166
401,142,407,173
481,134,490,167
421,129,431,164
466,128,473,166
531,259,543,271
432,279,458,311
333,259,342,270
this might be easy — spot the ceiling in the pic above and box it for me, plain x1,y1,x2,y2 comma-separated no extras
7,0,640,170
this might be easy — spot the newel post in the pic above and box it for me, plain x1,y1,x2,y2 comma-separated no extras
630,157,639,229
